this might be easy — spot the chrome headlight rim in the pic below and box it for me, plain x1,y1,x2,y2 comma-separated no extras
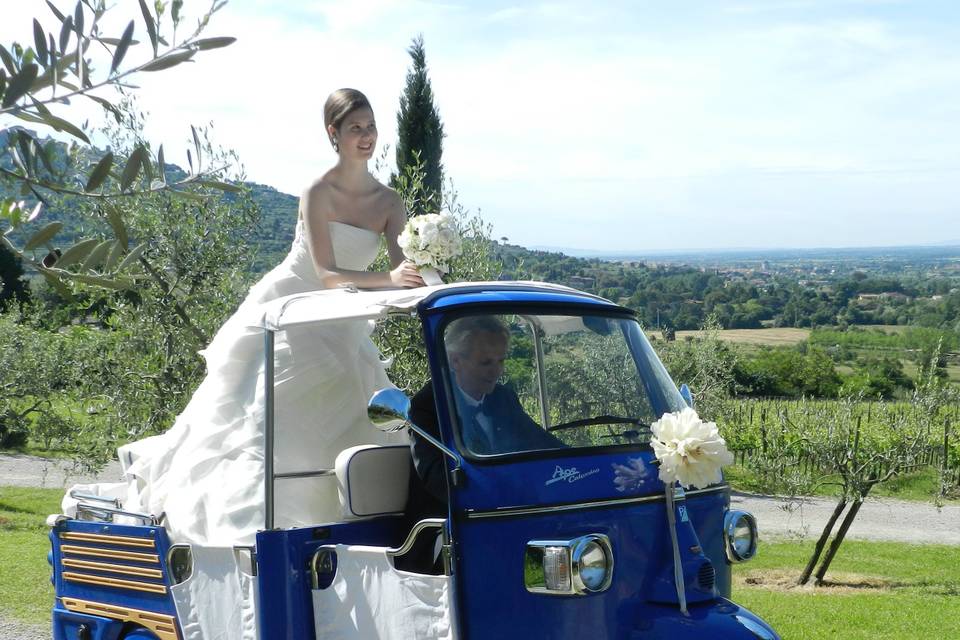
723,510,758,563
525,534,614,596
571,534,614,593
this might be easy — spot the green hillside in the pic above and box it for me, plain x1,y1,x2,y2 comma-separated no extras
1,128,299,275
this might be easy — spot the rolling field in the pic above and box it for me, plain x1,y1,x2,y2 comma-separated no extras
656,327,811,346
657,326,960,383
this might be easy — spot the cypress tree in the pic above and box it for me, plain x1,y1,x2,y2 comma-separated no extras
394,35,445,216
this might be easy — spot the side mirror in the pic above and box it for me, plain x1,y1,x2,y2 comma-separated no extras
679,384,695,409
367,388,464,470
367,388,411,433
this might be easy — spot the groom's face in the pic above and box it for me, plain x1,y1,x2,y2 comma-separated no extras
451,331,508,400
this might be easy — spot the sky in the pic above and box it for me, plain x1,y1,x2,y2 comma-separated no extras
2,0,959,252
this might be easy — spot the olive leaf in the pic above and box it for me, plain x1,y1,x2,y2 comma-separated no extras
56,238,100,268
191,125,202,170
0,45,15,75
64,272,134,290
59,15,74,52
46,1,67,22
111,21,135,75
40,140,58,175
120,146,148,191
169,189,208,202
81,239,115,271
37,110,90,143
85,152,114,191
88,95,122,123
116,243,146,272
192,37,236,51
41,270,75,299
104,240,126,271
33,20,49,67
197,180,242,193
96,36,141,46
103,203,129,249
73,1,85,36
141,49,195,72
23,221,63,251
138,0,158,56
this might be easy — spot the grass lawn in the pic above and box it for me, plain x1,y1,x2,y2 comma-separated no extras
0,486,59,624
735,540,960,639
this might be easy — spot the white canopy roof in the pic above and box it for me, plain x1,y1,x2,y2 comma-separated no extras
258,281,588,331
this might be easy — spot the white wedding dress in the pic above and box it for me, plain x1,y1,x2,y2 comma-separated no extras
115,219,401,545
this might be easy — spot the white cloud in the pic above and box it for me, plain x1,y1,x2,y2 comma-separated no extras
3,0,958,250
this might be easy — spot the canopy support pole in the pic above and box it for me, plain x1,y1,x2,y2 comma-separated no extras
264,329,276,531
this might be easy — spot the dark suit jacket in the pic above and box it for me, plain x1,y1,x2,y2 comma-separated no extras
406,380,562,516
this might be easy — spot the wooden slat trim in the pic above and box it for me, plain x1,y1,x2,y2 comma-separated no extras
61,597,179,640
62,558,164,579
63,571,167,595
61,532,157,549
61,544,159,564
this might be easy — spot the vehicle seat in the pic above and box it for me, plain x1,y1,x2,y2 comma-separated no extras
335,445,411,520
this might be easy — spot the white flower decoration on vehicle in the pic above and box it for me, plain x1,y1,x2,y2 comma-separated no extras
397,213,462,272
650,408,734,489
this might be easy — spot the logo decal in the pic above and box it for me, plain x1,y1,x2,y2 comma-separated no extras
545,465,600,486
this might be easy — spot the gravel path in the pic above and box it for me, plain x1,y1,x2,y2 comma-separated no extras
2,454,958,639
0,453,123,489
732,490,960,545
0,617,48,640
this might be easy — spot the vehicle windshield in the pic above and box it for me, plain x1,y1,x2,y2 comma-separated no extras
440,312,687,457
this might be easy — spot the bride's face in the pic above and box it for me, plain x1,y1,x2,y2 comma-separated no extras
332,107,377,160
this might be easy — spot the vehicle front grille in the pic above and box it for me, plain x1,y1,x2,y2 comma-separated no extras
697,560,715,591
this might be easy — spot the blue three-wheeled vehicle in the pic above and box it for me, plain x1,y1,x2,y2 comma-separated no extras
47,281,780,639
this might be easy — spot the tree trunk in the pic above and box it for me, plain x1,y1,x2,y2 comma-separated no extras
813,497,865,585
797,498,846,585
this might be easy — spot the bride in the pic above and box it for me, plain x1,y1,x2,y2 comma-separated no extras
115,89,425,545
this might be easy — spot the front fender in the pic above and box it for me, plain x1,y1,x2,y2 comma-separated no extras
620,599,779,639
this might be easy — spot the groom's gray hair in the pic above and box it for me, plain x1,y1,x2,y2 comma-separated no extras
445,316,510,356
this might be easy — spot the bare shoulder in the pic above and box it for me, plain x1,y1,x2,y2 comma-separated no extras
375,182,404,208
300,176,335,223
303,175,335,202
374,182,406,219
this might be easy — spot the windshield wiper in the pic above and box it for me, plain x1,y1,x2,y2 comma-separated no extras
547,415,651,432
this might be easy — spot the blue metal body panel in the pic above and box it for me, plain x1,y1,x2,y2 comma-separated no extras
49,519,179,640
255,518,408,640
449,492,772,638
409,289,779,638
422,286,621,313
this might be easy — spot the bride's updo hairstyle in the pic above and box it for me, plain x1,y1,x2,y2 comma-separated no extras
324,88,372,152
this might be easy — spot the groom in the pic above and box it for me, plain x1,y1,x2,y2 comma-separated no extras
407,315,562,508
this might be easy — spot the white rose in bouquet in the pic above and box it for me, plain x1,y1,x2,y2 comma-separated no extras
397,213,463,278
650,408,734,489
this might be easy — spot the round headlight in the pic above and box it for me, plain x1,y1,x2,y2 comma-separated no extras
572,535,613,593
724,511,758,563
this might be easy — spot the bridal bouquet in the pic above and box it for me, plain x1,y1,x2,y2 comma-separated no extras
650,408,734,489
397,213,462,285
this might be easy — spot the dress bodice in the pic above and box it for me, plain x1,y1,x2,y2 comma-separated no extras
290,219,381,274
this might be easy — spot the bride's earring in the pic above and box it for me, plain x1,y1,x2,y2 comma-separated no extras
332,137,339,153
